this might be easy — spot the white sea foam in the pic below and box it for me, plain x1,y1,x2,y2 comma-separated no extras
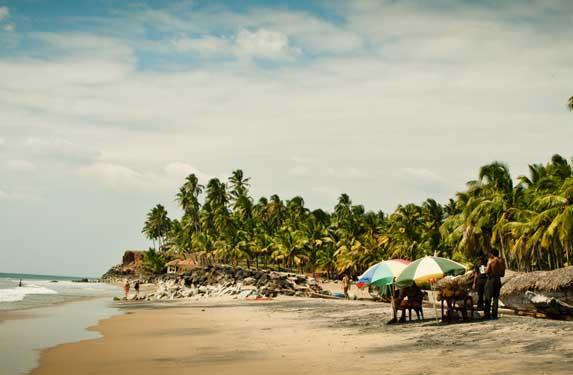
0,286,58,303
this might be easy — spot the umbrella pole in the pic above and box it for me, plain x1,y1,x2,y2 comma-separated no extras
391,284,395,320
431,282,439,324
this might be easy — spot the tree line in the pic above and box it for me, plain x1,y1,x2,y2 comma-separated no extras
142,155,573,276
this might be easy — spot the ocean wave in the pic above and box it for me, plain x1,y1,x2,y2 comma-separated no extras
0,286,58,303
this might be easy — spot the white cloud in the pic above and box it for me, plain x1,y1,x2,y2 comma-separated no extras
327,167,370,180
400,167,452,197
169,35,230,55
77,162,144,190
23,138,100,164
402,168,444,183
288,165,309,176
4,160,36,172
76,161,213,192
1,1,573,212
31,32,134,61
234,28,298,60
0,6,8,21
162,162,212,184
0,187,40,201
166,29,299,60
312,186,341,200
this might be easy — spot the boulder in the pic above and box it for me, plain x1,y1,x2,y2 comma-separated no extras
243,277,256,286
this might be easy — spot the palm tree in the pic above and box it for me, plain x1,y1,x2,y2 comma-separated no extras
142,204,172,251
568,96,573,111
228,169,251,201
147,156,573,278
176,174,204,234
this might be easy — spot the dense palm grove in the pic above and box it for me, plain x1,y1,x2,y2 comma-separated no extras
142,155,573,276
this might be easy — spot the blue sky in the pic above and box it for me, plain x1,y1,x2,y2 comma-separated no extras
1,0,573,276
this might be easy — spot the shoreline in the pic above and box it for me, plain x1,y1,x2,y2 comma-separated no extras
0,295,100,320
29,296,573,375
0,297,123,375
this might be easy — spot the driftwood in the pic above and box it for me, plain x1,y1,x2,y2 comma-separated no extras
525,291,573,320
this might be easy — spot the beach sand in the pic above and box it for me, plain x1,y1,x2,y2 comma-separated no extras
29,297,573,375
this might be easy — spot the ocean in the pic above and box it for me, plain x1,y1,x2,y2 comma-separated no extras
0,272,118,311
0,272,123,374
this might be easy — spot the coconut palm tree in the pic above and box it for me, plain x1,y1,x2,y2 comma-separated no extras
142,204,172,251
176,173,204,235
149,155,573,277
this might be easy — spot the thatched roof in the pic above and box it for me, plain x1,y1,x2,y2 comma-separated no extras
177,259,197,268
500,266,573,297
165,258,198,268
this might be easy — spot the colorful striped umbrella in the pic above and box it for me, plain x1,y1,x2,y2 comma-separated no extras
356,263,381,288
394,256,466,288
370,259,411,287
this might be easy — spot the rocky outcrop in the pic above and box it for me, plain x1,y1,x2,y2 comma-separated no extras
143,265,323,301
101,250,148,283
122,250,146,273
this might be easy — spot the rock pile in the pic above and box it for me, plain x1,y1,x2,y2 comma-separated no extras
100,264,126,283
101,264,155,284
144,265,323,301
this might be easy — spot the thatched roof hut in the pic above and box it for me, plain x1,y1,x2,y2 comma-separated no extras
501,266,573,296
166,258,198,274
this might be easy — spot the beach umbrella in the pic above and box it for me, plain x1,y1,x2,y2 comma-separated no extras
394,256,466,288
370,259,411,287
356,263,382,288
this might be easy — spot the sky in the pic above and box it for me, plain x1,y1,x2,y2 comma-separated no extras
1,0,572,277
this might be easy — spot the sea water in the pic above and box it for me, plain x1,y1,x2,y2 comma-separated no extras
0,273,122,374
0,298,122,375
0,272,118,310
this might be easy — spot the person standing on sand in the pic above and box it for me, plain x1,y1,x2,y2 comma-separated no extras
18,279,23,287
484,249,506,319
472,255,488,310
124,280,130,299
134,280,140,299
342,274,351,299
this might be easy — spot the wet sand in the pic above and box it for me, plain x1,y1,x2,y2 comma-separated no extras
1,298,120,375
29,297,573,375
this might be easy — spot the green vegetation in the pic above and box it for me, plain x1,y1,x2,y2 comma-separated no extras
142,155,573,276
141,248,172,275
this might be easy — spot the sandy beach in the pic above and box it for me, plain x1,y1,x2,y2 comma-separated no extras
30,297,573,375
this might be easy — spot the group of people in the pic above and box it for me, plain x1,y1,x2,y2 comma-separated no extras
472,248,506,319
341,249,507,323
123,279,140,299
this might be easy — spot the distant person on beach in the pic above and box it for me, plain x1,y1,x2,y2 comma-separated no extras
134,280,140,299
342,274,351,299
124,280,130,299
472,255,488,310
484,249,506,319
18,279,22,287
